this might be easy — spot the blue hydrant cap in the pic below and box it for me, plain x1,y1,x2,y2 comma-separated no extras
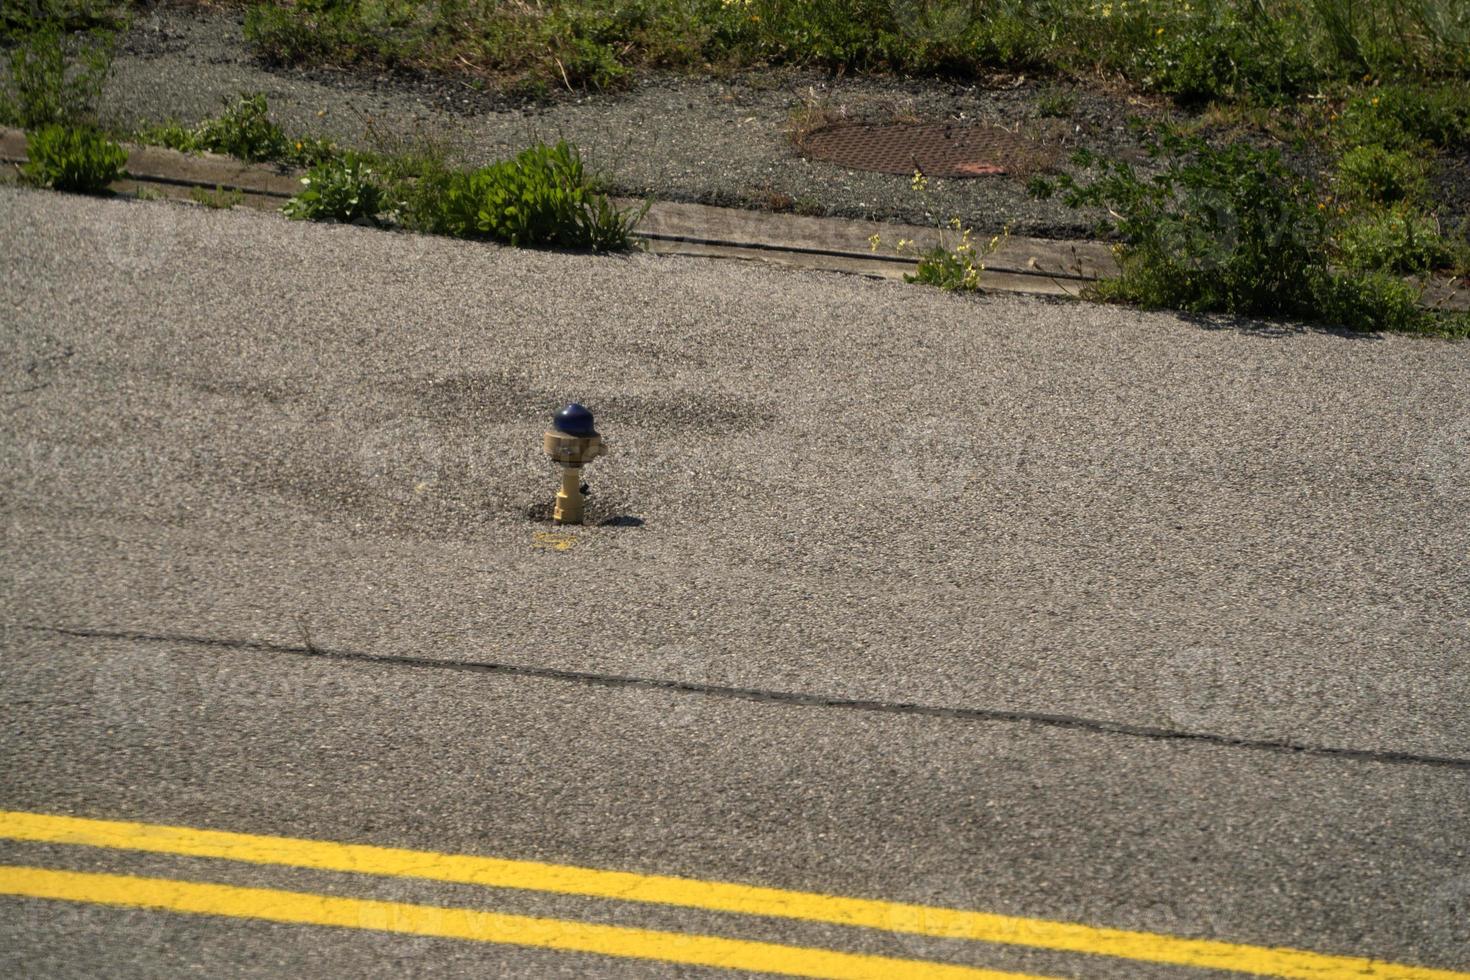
553,403,597,436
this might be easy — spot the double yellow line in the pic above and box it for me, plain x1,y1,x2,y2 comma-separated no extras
0,810,1463,980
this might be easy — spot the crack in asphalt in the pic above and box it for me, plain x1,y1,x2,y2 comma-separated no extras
18,623,1470,772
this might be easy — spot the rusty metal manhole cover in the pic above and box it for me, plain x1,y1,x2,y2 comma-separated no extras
800,122,1036,178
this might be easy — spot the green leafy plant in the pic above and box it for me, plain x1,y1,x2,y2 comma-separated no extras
1035,133,1327,316
1334,83,1470,151
136,120,198,153
905,224,1009,291
283,153,385,224
136,95,338,166
1030,129,1458,334
1333,144,1430,204
1308,268,1438,335
1334,206,1463,276
1132,12,1318,106
869,171,1010,291
402,141,644,250
1,19,115,128
21,123,125,193
192,92,289,162
189,184,246,209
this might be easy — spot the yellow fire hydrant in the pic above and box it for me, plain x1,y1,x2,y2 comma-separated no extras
543,403,605,525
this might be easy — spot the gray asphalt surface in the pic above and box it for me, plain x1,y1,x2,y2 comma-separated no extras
2,185,1469,978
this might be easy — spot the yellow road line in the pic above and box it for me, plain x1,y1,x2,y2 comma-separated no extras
1,810,1464,980
0,866,1048,980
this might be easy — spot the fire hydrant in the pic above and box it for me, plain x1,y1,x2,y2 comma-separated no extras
543,403,605,525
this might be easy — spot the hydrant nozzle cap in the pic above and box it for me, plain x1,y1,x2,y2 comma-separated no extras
553,403,597,437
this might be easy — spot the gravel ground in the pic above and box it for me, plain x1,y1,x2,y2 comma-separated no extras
7,5,1466,242
94,4,1175,238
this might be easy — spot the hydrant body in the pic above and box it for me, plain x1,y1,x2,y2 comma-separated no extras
544,404,604,525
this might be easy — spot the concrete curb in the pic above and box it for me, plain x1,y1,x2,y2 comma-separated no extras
4,127,1466,310
1,127,1102,298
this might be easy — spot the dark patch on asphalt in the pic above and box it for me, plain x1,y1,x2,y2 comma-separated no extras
414,372,543,426
189,376,303,405
246,452,525,538
414,372,776,433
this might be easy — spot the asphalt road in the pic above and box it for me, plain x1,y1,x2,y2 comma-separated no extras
2,185,1468,978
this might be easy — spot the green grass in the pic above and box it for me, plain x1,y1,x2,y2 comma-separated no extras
237,0,1470,102
189,184,247,208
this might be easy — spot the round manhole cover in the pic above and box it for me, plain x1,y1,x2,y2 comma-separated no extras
800,122,1035,177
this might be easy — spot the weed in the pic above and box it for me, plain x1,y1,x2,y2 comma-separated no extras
1309,0,1470,78
1334,83,1470,151
360,111,462,182
0,18,115,128
136,120,198,153
786,95,846,151
275,135,642,251
1333,144,1430,205
2,1,121,40
1035,87,1076,118
1309,268,1437,335
189,184,245,209
1335,206,1464,276
399,141,644,250
908,220,1009,291
1132,10,1319,106
283,153,385,224
136,94,338,166
1030,129,1455,334
194,92,289,162
1036,133,1327,316
872,171,1009,291
21,122,125,193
